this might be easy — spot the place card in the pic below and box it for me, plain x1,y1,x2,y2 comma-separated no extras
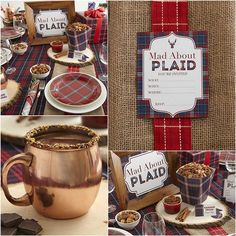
223,174,236,203
137,31,208,118
1,89,9,103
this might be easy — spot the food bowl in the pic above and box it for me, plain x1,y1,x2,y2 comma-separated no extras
50,40,63,53
11,42,28,55
30,64,51,79
115,210,141,230
163,195,182,214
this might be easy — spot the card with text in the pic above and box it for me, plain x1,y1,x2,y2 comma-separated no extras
137,31,208,118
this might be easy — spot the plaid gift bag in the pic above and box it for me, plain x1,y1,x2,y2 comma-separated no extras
65,26,92,58
179,151,219,179
75,10,107,44
176,166,215,205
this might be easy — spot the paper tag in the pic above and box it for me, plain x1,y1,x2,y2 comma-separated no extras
204,205,216,216
223,174,236,203
137,31,208,118
1,89,9,103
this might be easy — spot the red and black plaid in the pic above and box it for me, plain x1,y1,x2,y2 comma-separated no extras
179,151,220,179
176,167,215,205
66,27,92,58
75,12,107,44
50,73,101,106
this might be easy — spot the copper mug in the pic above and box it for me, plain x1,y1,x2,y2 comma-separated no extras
1,125,102,219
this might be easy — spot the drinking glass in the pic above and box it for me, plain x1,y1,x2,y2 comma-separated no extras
225,151,236,173
99,42,108,81
142,212,166,236
13,14,25,31
4,39,16,74
108,168,116,213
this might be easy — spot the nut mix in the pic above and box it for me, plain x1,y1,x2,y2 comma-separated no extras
177,162,212,178
117,211,139,223
66,22,89,32
12,43,27,50
31,64,49,74
164,195,181,204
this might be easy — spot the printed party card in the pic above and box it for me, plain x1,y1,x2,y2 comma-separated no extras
137,31,208,118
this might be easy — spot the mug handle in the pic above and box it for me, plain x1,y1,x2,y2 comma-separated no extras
1,153,33,206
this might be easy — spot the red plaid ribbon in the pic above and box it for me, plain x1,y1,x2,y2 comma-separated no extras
207,226,227,236
152,0,192,150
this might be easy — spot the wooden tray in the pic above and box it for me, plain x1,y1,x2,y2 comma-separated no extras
1,80,21,110
47,44,95,67
156,194,230,228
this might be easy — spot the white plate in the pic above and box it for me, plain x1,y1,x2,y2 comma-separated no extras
108,227,133,236
45,73,107,114
1,27,25,40
1,48,12,66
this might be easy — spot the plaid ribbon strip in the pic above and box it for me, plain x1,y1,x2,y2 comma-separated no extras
152,0,192,150
75,12,108,44
207,226,228,236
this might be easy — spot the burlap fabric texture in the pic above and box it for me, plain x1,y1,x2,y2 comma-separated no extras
109,1,235,150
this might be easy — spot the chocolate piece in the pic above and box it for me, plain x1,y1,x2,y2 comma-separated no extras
1,227,18,235
17,219,42,235
1,213,22,227
195,205,204,216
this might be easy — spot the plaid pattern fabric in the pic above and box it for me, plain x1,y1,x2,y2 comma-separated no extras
1,27,21,37
137,31,208,118
50,73,101,106
207,226,228,236
1,34,54,115
75,12,107,44
179,151,220,178
154,118,192,150
109,166,234,235
66,27,92,57
176,167,215,205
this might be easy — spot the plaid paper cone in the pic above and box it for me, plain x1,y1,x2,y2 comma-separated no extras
176,167,215,205
65,26,92,58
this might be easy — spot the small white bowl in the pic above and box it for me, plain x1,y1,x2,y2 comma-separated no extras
115,210,141,230
30,64,51,79
11,42,28,55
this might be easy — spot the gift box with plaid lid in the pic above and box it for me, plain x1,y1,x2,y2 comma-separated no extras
75,8,107,44
176,162,215,205
179,151,219,179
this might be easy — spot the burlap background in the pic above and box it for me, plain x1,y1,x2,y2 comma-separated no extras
109,1,235,150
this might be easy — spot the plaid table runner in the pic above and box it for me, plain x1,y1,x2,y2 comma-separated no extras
1,35,107,115
152,0,193,150
109,166,235,235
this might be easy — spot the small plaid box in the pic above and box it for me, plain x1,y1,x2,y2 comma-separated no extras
176,167,215,205
65,27,92,58
179,151,219,179
75,12,107,44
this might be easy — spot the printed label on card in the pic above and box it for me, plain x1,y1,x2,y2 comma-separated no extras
1,89,9,103
124,151,168,196
137,31,208,118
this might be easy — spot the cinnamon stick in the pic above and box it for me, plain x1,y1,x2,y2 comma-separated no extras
54,51,67,58
175,207,188,220
180,209,191,222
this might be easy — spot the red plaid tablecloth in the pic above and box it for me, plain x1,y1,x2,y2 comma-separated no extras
1,35,107,115
108,155,235,236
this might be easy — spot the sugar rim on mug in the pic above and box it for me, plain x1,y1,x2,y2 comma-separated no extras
25,124,100,150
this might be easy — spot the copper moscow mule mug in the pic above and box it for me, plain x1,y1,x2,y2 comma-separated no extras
1,125,102,219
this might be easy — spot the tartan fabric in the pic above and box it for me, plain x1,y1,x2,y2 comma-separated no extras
66,27,92,57
75,12,107,44
1,33,107,115
1,27,21,37
109,166,235,235
154,118,192,150
176,167,215,205
137,31,208,118
1,34,54,115
207,226,228,236
179,151,220,178
50,73,101,106
152,0,193,150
